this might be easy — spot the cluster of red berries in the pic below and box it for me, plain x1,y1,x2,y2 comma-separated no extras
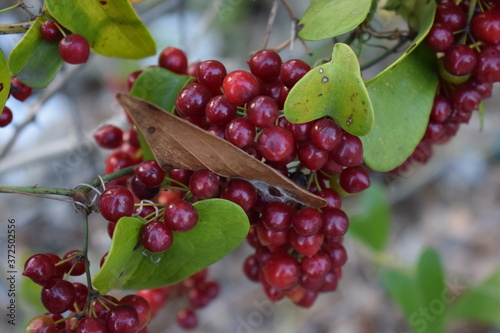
40,20,91,65
123,46,370,308
394,0,500,172
137,268,219,330
22,250,153,332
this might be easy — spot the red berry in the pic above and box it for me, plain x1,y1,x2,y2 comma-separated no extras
205,95,237,125
158,46,188,74
246,95,279,128
40,20,63,42
63,250,86,276
196,60,227,95
22,254,57,286
120,294,152,329
175,83,212,118
41,279,76,314
222,70,260,105
331,131,364,167
176,309,198,329
225,117,256,148
425,24,454,52
94,124,123,149
435,3,466,31
261,201,292,232
0,106,13,127
247,49,282,82
471,9,500,44
141,220,173,252
292,207,323,237
262,252,300,290
321,208,349,240
59,34,90,64
25,315,57,333
98,186,135,222
339,166,371,193
105,304,140,333
134,160,165,188
75,317,107,333
10,77,32,101
257,125,295,162
220,179,257,212
280,59,311,88
164,199,198,232
443,44,477,76
188,169,220,199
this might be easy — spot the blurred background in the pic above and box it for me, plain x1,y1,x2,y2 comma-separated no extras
0,0,500,332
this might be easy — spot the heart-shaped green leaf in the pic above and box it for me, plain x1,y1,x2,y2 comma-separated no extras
0,49,10,110
298,0,371,41
283,43,374,136
361,44,438,172
7,18,63,89
46,0,155,59
129,67,193,161
93,199,249,293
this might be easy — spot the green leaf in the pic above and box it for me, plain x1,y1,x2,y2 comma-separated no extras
450,270,500,326
129,67,193,161
283,43,374,136
0,49,9,111
361,44,438,171
415,248,446,333
371,0,436,81
348,182,390,251
93,199,249,293
381,268,421,320
298,0,371,41
7,18,63,89
46,0,155,59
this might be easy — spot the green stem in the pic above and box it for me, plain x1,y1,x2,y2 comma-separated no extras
360,37,410,71
0,185,75,197
81,210,95,315
0,22,32,34
0,0,22,14
84,166,136,191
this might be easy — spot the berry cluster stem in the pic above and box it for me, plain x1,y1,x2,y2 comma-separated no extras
0,22,32,34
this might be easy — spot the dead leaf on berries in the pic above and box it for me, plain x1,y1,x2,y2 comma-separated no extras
116,93,327,208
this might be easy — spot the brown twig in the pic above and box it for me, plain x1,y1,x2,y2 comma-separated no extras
261,0,279,50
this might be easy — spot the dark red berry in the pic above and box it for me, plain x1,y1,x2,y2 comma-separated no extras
339,166,371,193
474,44,500,83
435,3,466,31
175,83,212,118
176,309,198,329
430,95,452,123
196,60,227,95
158,46,188,74
261,201,292,232
257,125,295,162
188,169,220,199
0,106,13,127
280,59,311,88
425,24,454,52
10,77,32,101
134,160,165,188
331,131,363,167
243,255,260,282
321,208,349,240
225,117,256,148
298,142,329,171
94,124,123,149
246,95,279,128
290,231,324,257
63,250,86,276
59,34,90,64
98,186,135,222
262,252,300,290
41,279,76,314
25,315,57,333
247,49,282,82
75,317,107,333
70,282,88,312
220,179,257,212
105,304,140,333
22,254,57,286
164,199,198,232
292,207,323,237
471,9,500,44
141,220,173,252
443,45,477,76
120,294,152,330
205,95,237,125
222,70,260,105
40,20,63,42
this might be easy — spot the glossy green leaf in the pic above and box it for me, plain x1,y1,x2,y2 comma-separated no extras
129,67,193,161
348,182,390,251
449,270,500,325
94,199,249,293
371,0,436,81
0,49,9,111
381,268,421,320
298,0,371,41
284,43,374,136
416,248,446,333
46,0,155,58
361,45,438,172
7,18,63,89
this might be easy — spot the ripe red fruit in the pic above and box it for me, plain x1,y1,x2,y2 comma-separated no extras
257,125,295,162
134,160,166,188
176,309,198,329
222,70,260,105
471,9,500,44
40,20,63,42
105,304,140,333
25,315,57,333
0,106,13,127
141,220,173,252
22,253,57,286
188,169,220,199
220,179,257,212
280,59,311,88
75,317,107,333
63,250,86,276
158,46,188,74
247,49,282,82
59,34,90,64
98,186,135,222
196,60,227,95
175,83,212,118
339,166,371,193
163,199,199,232
262,252,300,290
120,294,152,329
41,279,76,314
10,77,32,101
94,124,123,149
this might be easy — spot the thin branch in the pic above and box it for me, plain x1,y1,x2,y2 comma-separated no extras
277,0,312,55
262,0,279,50
0,22,32,34
0,65,81,159
0,0,23,14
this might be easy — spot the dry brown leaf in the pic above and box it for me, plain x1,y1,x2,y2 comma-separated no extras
116,93,326,208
